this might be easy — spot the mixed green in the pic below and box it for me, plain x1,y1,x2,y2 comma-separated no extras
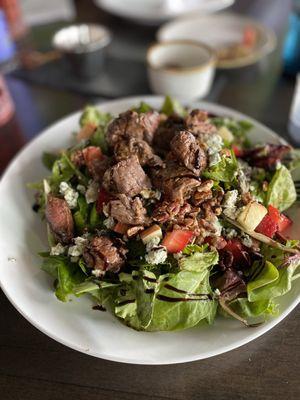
30,96,300,331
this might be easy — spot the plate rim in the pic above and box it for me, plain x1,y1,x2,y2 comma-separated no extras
0,95,298,365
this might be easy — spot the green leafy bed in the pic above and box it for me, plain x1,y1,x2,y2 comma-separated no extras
30,96,300,332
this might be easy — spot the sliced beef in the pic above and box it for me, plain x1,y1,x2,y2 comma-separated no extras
83,235,127,274
151,162,201,204
163,176,202,204
71,146,110,181
114,137,163,167
185,109,217,136
106,110,160,147
170,130,207,175
45,196,74,244
153,114,184,153
107,194,150,225
103,156,151,197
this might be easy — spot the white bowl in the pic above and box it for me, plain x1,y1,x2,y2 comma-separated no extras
0,96,299,365
94,0,235,25
147,40,216,100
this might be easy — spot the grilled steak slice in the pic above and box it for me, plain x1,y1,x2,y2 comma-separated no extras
45,196,74,244
107,194,150,225
151,161,201,204
185,109,217,136
114,137,163,167
106,110,160,147
103,156,151,197
153,114,184,153
83,235,127,274
170,130,207,175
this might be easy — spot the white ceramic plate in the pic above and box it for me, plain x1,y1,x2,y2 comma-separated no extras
94,0,235,25
158,13,277,68
0,96,299,365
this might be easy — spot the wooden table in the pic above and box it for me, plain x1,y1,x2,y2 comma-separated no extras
0,1,299,399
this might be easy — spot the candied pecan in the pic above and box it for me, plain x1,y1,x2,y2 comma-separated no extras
241,192,253,205
192,179,214,206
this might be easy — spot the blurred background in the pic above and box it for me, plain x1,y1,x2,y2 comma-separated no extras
0,0,300,173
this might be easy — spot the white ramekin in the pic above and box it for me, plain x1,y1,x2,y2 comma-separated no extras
147,40,216,100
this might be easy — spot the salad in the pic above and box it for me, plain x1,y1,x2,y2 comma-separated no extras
30,96,300,332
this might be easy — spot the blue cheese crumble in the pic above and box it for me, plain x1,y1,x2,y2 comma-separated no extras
145,236,167,265
50,243,65,256
59,181,78,209
85,181,99,204
68,236,88,258
222,190,239,219
202,133,223,167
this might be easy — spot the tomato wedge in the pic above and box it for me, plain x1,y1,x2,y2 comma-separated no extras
256,205,293,237
255,214,278,238
162,230,194,253
278,213,292,233
232,145,244,158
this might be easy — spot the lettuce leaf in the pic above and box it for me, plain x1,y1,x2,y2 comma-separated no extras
161,95,187,117
247,259,300,302
79,105,112,128
133,101,152,114
114,247,218,331
74,279,119,309
42,152,59,170
230,297,278,319
266,165,297,211
73,195,89,234
40,255,85,302
203,152,238,182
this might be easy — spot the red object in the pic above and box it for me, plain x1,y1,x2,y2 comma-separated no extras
255,214,278,238
256,205,293,237
243,26,257,48
83,146,102,166
162,230,194,253
232,145,244,157
267,205,280,224
0,75,15,127
113,222,129,235
223,239,245,263
0,0,27,39
96,188,110,213
278,214,292,233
